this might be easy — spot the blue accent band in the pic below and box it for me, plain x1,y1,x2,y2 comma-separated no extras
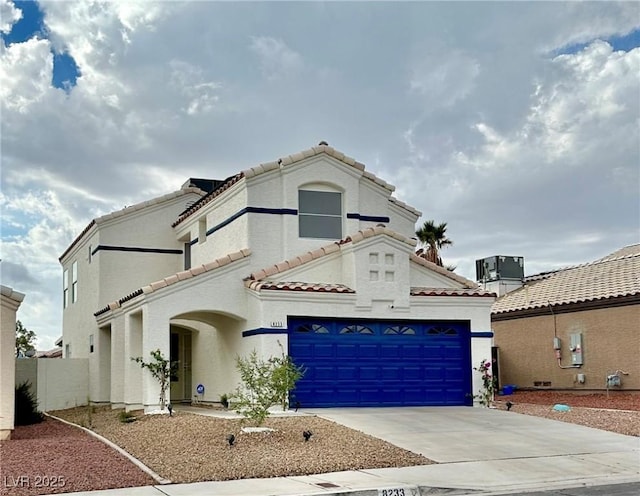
242,328,289,338
347,213,390,223
471,331,494,338
206,207,298,237
92,245,182,255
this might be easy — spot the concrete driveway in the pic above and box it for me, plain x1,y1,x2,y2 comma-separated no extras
305,406,640,492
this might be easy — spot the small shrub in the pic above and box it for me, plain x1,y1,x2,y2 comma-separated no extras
118,410,137,423
231,350,305,425
220,393,229,409
15,381,43,425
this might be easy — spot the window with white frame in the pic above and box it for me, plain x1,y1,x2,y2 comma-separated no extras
89,334,94,353
298,190,342,239
63,269,69,308
65,343,71,358
71,261,78,303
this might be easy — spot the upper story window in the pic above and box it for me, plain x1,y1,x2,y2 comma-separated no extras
71,261,78,303
298,189,342,239
63,269,69,308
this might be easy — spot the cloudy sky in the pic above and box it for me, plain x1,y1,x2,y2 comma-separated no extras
1,0,638,350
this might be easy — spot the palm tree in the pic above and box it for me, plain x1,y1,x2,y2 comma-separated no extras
415,220,453,267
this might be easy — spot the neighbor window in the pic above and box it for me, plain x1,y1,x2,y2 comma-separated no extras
65,344,71,358
63,269,69,308
89,334,94,353
71,260,78,303
298,190,342,239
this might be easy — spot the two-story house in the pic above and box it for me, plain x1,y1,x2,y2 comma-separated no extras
60,143,495,412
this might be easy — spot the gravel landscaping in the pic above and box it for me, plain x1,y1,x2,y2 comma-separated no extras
2,391,638,495
46,408,432,484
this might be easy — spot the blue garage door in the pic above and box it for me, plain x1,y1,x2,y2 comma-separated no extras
288,318,472,408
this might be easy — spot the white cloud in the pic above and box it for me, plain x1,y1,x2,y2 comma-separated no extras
409,50,480,107
249,36,303,81
0,0,21,34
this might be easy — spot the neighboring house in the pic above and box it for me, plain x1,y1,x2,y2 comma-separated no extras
492,245,640,391
60,143,496,412
35,348,63,358
1,285,25,439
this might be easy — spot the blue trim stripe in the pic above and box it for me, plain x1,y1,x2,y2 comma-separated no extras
92,245,182,255
206,207,298,237
471,331,494,338
242,328,289,338
347,213,390,223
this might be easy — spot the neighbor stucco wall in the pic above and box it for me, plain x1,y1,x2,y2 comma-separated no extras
493,304,640,390
1,286,24,439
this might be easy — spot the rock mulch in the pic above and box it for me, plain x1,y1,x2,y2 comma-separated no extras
47,408,433,484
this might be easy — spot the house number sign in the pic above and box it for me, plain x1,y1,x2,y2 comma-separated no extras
270,321,284,328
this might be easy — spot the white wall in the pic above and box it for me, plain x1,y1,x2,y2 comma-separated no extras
1,286,24,439
15,358,89,412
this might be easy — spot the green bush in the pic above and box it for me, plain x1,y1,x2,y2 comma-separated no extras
231,350,305,425
15,381,43,425
118,410,137,423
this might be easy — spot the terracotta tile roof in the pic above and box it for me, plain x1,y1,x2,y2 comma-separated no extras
410,254,479,289
492,248,640,315
595,243,640,262
60,186,205,261
172,143,421,228
94,248,251,317
411,287,496,297
245,281,355,293
246,226,415,282
172,173,244,227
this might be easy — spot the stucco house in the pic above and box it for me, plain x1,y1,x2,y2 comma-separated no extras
60,143,496,412
1,285,25,439
492,245,640,391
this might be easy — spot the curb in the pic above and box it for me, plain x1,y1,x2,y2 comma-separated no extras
44,413,171,485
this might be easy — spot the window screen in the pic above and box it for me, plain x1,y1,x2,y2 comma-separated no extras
298,190,342,239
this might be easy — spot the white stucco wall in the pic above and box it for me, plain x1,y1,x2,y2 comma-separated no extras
1,286,24,439
61,190,201,366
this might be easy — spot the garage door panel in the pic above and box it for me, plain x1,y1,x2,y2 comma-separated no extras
289,318,471,407
358,345,378,358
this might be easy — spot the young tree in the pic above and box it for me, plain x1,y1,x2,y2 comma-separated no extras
131,349,179,410
232,350,305,425
15,320,36,357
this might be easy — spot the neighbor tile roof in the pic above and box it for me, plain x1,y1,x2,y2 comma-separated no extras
172,143,422,228
492,246,640,315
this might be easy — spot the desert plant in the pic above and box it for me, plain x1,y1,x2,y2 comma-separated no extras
473,359,496,407
231,350,305,425
131,349,179,410
118,410,137,423
220,393,229,409
14,381,43,425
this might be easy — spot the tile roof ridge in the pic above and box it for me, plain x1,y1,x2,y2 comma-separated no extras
94,248,251,317
172,173,245,227
241,143,397,193
410,253,478,289
245,227,417,282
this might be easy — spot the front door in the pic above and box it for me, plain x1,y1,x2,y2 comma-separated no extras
170,331,192,402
